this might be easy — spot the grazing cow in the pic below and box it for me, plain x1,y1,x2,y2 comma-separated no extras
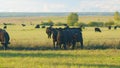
3,25,7,29
46,26,83,49
35,24,40,28
0,29,10,50
57,28,83,49
57,28,70,49
108,26,111,30
46,26,53,38
50,27,83,49
21,24,26,27
46,28,67,49
95,27,101,32
114,26,117,30
70,28,83,49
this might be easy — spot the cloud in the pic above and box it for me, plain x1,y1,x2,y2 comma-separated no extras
0,0,66,12
0,0,120,12
77,0,120,12
42,3,66,12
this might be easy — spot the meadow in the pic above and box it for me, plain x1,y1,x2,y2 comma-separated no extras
0,16,120,68
1,25,119,50
0,16,113,24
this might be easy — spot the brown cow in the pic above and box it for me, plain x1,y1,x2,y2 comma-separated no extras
0,29,10,50
46,26,53,38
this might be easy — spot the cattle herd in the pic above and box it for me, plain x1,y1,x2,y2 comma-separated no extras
46,26,83,49
0,24,119,50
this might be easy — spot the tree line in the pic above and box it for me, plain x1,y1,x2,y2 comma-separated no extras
40,11,120,27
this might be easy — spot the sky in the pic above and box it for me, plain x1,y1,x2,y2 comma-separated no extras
0,0,120,12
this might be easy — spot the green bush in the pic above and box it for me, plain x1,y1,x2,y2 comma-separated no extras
105,21,114,26
88,22,104,27
55,22,64,26
41,22,53,26
3,23,16,25
41,20,54,26
74,22,87,26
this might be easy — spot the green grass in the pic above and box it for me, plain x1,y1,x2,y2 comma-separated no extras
0,50,120,68
0,16,120,68
1,25,119,50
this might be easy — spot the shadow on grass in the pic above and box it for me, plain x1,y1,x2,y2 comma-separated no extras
0,52,74,58
0,63,120,68
0,44,120,50
51,63,120,68
0,46,54,50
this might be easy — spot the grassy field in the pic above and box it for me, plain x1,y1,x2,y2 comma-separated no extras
0,50,120,68
0,16,120,68
0,25,119,50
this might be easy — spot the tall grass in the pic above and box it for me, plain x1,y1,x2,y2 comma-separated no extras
0,16,113,24
0,22,120,68
0,25,120,50
0,50,120,68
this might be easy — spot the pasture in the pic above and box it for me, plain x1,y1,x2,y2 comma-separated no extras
0,16,113,24
0,25,119,50
0,16,120,68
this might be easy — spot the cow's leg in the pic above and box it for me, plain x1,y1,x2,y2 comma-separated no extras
48,33,51,39
53,40,56,49
47,33,49,38
49,34,51,38
72,41,76,50
63,43,67,50
59,44,62,49
56,41,61,49
80,41,83,49
2,43,8,50
48,34,50,38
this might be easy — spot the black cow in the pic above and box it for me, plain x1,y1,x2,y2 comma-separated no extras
56,28,70,49
48,27,83,49
95,27,101,32
35,24,40,28
0,29,10,50
3,25,7,29
70,28,83,49
108,26,111,30
46,28,66,49
21,24,26,27
114,26,117,30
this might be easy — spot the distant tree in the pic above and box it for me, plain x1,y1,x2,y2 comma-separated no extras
67,13,79,26
47,19,54,26
74,22,87,26
41,20,54,26
105,21,114,26
114,11,120,21
55,22,64,26
88,22,104,27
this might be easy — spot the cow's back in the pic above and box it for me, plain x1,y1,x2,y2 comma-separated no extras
70,28,83,42
63,29,72,43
